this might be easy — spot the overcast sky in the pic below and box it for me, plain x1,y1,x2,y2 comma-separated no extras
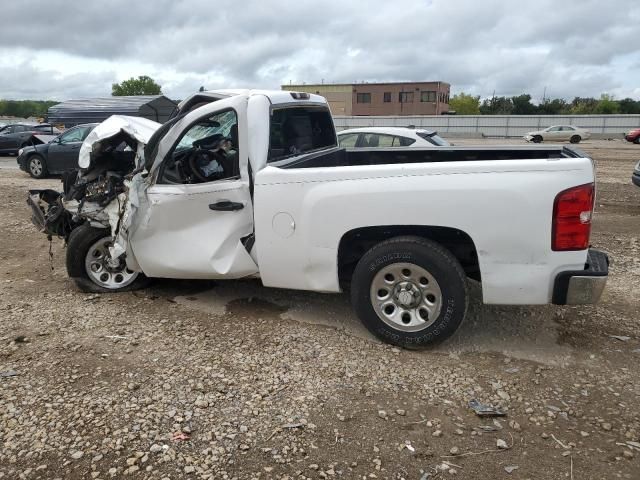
0,0,638,102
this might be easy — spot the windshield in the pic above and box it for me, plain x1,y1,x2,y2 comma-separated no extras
416,131,449,146
175,110,235,152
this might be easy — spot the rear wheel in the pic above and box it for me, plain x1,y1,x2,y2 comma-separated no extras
351,236,468,348
532,135,543,143
27,154,48,179
570,135,582,144
66,224,149,293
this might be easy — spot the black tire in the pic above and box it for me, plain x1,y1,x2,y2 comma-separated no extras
634,137,640,145
66,224,149,293
350,236,468,349
27,154,48,179
570,135,581,144
532,135,543,143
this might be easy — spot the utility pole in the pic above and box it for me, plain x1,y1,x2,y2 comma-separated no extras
542,86,547,104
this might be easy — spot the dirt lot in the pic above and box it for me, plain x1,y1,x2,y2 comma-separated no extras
1,139,639,480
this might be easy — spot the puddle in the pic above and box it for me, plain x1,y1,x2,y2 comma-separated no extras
172,279,573,364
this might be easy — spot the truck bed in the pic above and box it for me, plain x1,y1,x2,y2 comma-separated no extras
280,145,584,169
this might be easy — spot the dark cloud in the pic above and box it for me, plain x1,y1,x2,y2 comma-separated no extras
0,0,638,100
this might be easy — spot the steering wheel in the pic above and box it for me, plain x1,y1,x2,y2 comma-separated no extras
187,148,226,183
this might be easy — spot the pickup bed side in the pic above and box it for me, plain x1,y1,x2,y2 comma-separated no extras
254,155,594,304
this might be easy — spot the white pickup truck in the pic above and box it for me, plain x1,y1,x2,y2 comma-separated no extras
28,89,609,348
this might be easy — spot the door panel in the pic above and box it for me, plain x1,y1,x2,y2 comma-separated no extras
130,181,257,278
47,127,86,172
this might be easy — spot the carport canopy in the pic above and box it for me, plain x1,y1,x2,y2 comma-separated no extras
47,95,177,127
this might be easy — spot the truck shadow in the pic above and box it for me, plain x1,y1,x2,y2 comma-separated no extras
152,278,572,365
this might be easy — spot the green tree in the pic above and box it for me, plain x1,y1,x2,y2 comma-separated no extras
448,92,480,115
112,75,162,96
510,94,537,114
569,97,598,114
594,94,620,114
537,98,569,115
479,96,513,115
618,98,640,114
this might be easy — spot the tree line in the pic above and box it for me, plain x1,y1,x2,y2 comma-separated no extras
0,100,58,119
449,93,640,115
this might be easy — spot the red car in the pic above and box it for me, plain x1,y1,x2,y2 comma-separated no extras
625,128,640,144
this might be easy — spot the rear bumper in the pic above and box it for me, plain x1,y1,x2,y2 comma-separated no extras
625,135,639,143
552,249,609,305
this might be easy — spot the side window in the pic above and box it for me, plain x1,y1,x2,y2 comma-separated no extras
548,126,561,132
160,109,239,184
338,133,359,148
394,136,415,147
360,133,379,147
59,127,85,143
376,135,395,147
81,127,94,141
13,125,26,133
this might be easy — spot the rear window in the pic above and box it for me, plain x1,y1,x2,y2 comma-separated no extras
268,106,336,163
416,131,449,146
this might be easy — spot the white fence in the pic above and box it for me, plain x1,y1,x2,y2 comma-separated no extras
333,115,640,137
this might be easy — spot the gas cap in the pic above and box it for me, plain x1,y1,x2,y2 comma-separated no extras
272,212,295,238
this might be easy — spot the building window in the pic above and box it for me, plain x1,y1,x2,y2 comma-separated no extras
356,93,371,103
399,91,414,103
383,92,391,103
421,91,437,102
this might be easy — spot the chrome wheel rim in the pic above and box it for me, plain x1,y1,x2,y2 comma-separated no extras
370,262,442,332
29,158,42,176
84,237,138,289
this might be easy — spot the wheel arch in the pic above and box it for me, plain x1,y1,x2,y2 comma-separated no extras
337,225,481,289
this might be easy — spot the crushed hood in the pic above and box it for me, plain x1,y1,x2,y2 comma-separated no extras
78,115,161,169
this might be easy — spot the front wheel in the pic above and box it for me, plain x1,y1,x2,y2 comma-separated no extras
532,135,543,143
28,154,48,179
66,224,149,293
570,135,582,144
351,236,468,349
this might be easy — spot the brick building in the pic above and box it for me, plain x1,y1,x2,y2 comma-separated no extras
283,81,450,116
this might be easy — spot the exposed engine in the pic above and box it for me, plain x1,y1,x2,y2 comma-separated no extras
27,139,137,239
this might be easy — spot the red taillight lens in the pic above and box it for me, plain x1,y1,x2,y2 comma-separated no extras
552,183,594,251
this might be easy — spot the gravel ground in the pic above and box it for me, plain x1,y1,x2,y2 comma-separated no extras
1,139,639,480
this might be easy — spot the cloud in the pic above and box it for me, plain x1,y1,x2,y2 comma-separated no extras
0,0,638,101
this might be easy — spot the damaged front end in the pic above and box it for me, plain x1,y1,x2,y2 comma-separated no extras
27,115,161,249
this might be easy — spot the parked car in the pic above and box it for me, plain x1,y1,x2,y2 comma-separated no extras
338,127,450,148
524,125,590,144
27,89,608,349
0,123,61,155
17,123,97,178
624,128,640,144
633,161,640,187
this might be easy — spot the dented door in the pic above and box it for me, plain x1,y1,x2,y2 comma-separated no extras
129,96,258,279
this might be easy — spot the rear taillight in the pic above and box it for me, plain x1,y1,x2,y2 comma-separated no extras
552,183,594,251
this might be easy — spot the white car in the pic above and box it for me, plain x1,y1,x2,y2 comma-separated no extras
338,127,450,148
524,125,591,144
28,90,608,348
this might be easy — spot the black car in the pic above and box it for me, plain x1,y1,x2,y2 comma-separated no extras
0,123,61,155
17,123,97,178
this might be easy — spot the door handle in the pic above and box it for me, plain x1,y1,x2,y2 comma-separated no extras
71,145,80,150
209,201,244,211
